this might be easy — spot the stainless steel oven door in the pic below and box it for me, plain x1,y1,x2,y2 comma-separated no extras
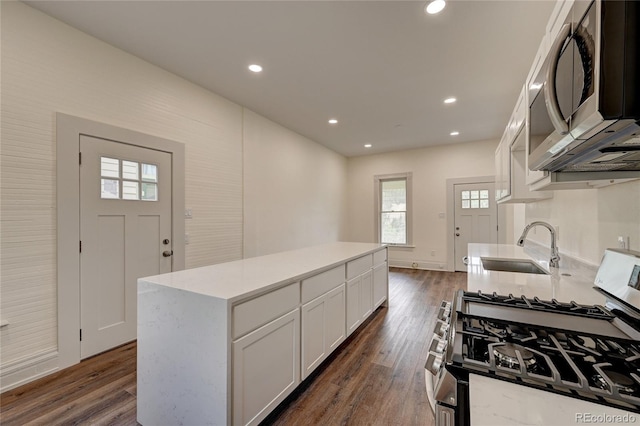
425,366,437,413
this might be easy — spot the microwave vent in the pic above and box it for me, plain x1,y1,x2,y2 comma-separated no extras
618,136,640,147
562,163,629,172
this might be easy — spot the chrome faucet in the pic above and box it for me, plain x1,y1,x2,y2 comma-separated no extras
517,221,561,268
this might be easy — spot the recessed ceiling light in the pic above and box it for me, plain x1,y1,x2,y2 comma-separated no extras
364,144,372,148
444,97,457,104
328,119,338,124
425,0,446,15
450,131,460,136
248,64,263,73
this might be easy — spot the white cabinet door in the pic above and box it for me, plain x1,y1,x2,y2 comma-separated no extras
360,270,373,320
325,284,346,353
347,270,374,336
372,262,388,309
346,275,362,336
232,309,300,426
301,284,346,379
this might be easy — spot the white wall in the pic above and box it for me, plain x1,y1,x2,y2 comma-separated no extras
524,181,640,266
242,109,348,257
0,1,347,390
347,139,498,269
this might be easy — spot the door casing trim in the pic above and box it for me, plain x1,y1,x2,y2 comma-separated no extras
57,113,185,370
445,176,496,272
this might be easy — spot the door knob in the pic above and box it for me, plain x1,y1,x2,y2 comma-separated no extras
455,233,460,237
162,250,173,257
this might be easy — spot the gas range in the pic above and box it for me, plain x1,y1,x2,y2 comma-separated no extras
425,249,640,426
455,291,640,412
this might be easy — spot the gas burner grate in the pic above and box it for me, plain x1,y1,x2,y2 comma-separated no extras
464,290,613,319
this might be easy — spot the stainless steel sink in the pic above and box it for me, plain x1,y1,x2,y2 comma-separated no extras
480,257,549,275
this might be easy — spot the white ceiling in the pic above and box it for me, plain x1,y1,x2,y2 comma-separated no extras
25,0,555,157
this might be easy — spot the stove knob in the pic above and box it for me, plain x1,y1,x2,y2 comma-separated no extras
429,335,447,353
432,353,444,372
434,320,449,337
425,352,445,375
437,306,451,321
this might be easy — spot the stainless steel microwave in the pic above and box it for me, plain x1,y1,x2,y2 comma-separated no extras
528,0,640,173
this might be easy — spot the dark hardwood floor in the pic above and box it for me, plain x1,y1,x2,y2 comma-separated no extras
0,268,466,426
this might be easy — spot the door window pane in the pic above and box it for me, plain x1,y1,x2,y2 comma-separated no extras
462,200,470,209
471,200,479,209
101,157,119,178
101,179,119,199
122,181,139,200
142,163,157,182
461,191,470,200
122,160,139,180
141,183,158,201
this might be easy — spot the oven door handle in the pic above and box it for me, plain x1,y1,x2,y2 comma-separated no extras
544,23,571,136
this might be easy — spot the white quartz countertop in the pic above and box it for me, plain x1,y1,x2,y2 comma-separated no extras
138,242,386,302
467,243,606,306
470,373,638,426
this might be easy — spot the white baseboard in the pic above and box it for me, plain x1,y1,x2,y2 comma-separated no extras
1,349,60,393
389,259,447,271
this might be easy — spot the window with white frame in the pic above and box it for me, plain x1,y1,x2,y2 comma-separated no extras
100,156,158,201
375,173,412,245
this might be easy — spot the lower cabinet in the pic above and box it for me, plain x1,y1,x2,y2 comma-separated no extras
373,262,388,309
346,270,373,336
232,309,300,426
301,283,346,379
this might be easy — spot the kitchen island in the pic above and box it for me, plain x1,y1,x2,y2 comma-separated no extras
137,242,388,426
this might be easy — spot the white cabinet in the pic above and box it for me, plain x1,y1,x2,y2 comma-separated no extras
301,284,346,379
373,262,388,309
232,309,300,426
300,266,346,379
346,270,373,336
496,85,552,204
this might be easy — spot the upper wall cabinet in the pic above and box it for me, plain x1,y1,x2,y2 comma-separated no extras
495,85,552,203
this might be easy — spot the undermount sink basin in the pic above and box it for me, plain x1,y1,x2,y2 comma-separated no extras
480,257,549,275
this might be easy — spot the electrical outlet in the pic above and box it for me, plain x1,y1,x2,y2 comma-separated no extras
185,209,193,219
185,233,190,245
618,236,629,249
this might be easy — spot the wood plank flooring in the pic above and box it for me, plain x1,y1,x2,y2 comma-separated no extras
0,268,466,426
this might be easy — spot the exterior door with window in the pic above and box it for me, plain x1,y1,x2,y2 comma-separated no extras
454,182,497,272
80,135,172,358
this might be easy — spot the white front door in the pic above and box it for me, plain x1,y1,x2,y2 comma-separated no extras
80,135,172,358
454,182,497,272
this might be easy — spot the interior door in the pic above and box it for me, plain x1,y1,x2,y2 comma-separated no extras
454,182,497,272
80,135,172,358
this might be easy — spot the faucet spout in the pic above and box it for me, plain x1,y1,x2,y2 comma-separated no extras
516,221,560,268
